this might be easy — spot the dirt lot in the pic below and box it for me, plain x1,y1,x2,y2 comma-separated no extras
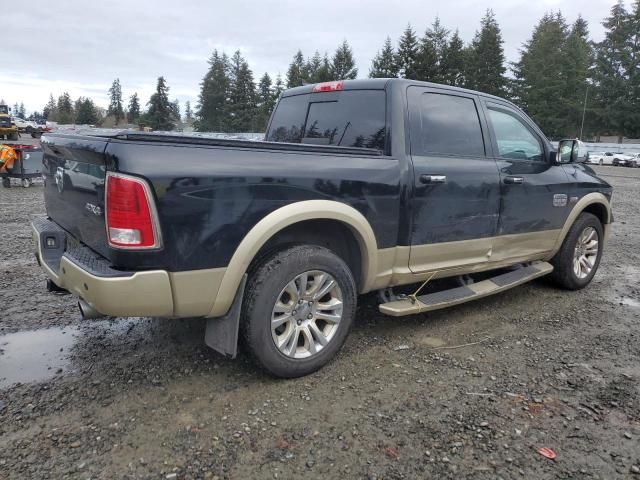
0,164,639,479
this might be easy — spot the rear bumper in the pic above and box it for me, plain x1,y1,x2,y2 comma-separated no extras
32,217,174,317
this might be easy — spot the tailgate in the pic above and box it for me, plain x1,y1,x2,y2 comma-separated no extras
41,134,110,258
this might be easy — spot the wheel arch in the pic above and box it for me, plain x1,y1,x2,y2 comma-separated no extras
208,200,378,317
549,192,611,257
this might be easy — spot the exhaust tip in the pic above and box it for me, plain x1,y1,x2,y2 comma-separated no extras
78,300,104,320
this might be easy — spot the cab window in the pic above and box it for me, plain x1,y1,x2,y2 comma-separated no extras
411,92,485,157
487,108,544,162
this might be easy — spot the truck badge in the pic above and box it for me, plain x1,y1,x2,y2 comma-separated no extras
553,194,568,207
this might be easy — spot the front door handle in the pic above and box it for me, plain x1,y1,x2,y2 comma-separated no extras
420,174,447,184
503,176,524,185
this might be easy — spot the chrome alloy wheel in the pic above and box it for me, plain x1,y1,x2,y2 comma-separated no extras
573,226,599,279
271,270,343,359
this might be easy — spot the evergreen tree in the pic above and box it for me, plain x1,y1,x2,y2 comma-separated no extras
57,92,74,124
13,103,18,115
396,25,419,78
369,37,398,78
415,17,449,82
441,30,466,86
592,1,638,139
286,50,308,87
184,101,194,123
628,1,640,137
75,97,98,125
127,93,141,124
145,76,175,131
330,40,358,80
307,51,322,82
195,50,230,132
561,16,593,137
43,94,57,121
465,10,507,96
256,72,275,131
227,50,257,132
273,74,285,99
306,52,333,83
171,99,181,126
18,102,26,118
107,78,125,123
318,54,333,82
512,12,569,137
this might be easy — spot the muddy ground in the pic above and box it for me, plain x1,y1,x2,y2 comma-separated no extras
0,164,639,479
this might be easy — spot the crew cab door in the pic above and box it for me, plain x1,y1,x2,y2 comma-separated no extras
407,87,501,272
482,101,572,258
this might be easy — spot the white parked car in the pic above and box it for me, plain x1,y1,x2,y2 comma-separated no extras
11,117,38,132
612,152,634,167
588,152,615,165
625,153,640,168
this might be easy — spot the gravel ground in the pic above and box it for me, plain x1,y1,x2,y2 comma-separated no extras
0,165,639,479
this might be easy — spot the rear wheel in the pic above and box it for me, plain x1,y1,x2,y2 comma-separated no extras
550,212,603,290
8,132,18,141
242,245,357,378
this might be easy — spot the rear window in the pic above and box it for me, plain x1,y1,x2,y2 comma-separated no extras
266,90,386,150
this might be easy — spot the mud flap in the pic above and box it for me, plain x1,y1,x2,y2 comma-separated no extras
204,275,247,358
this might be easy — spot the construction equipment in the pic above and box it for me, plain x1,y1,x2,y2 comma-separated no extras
0,104,19,141
1,143,43,188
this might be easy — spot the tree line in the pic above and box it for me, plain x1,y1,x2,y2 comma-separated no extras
19,2,640,139
39,76,185,131
368,3,639,140
193,41,358,133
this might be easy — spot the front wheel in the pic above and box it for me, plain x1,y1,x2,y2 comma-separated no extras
550,212,603,290
599,159,603,165
242,245,357,378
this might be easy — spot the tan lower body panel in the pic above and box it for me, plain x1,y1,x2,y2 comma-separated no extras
372,229,560,291
58,256,174,317
169,268,226,317
379,261,554,317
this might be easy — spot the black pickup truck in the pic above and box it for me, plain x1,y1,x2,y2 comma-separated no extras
33,79,612,377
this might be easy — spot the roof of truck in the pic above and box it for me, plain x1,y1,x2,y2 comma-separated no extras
282,78,512,105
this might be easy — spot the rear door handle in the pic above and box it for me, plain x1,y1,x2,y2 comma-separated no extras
503,176,524,185
420,174,447,184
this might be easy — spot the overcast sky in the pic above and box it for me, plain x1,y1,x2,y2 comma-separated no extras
0,0,626,115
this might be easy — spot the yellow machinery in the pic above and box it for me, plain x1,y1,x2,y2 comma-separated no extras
0,104,18,140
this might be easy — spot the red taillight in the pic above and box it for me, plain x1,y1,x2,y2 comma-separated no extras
312,81,344,93
105,172,161,249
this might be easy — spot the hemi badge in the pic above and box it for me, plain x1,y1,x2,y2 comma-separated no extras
553,194,568,207
569,196,579,204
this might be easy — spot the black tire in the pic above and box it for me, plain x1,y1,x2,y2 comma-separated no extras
242,245,357,378
8,132,18,141
1,177,10,188
599,159,603,165
550,212,603,290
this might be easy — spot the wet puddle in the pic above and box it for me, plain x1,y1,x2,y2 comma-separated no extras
0,326,79,388
620,297,640,308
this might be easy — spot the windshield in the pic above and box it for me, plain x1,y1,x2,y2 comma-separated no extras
0,105,8,114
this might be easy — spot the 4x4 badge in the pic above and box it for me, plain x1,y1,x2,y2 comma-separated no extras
553,194,568,207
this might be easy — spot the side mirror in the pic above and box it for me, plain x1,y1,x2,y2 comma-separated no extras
558,139,588,164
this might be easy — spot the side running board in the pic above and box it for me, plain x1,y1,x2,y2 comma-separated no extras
379,262,553,317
